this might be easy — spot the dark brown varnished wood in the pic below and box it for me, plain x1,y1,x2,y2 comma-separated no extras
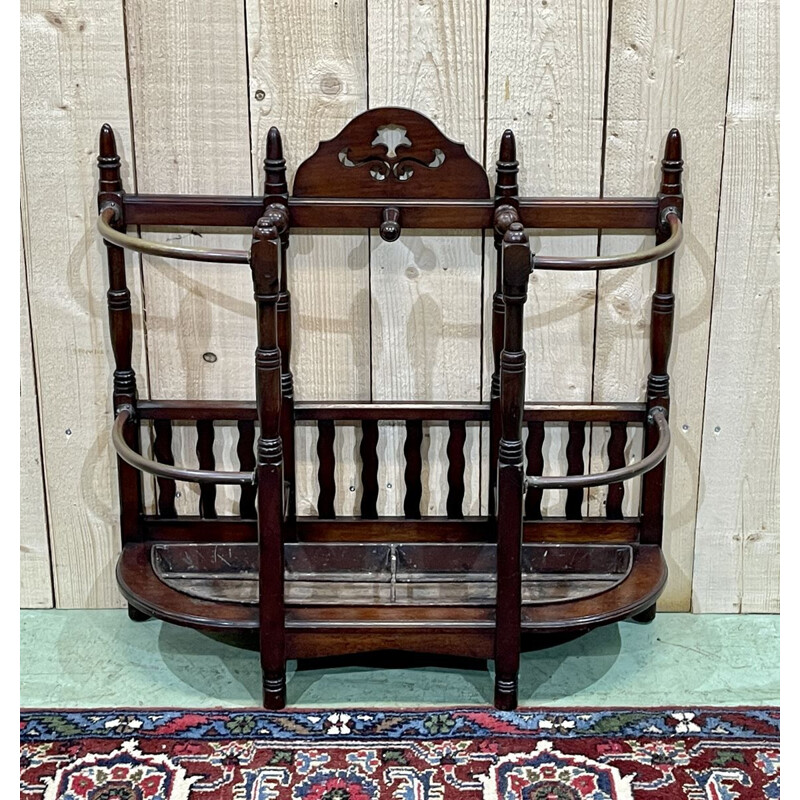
102,113,680,713
316,420,337,519
122,193,659,230
251,209,288,709
360,420,380,519
99,124,142,548
153,420,177,518
524,421,545,520
195,420,217,519
565,421,587,519
446,420,467,519
494,222,531,710
605,422,628,520
237,420,257,519
403,419,424,519
641,129,683,545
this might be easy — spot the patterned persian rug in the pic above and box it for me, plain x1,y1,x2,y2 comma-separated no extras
21,707,779,799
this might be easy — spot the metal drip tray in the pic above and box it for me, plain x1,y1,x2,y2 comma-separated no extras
151,542,633,607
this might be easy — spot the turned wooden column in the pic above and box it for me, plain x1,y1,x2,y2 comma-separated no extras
264,126,295,524
494,221,530,710
98,124,146,620
489,130,520,518
641,129,683,546
251,203,289,709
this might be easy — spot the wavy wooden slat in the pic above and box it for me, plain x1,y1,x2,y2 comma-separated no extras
237,420,257,519
605,422,627,520
153,420,177,518
446,420,467,519
360,420,380,519
565,421,586,519
524,422,545,521
403,419,423,519
316,420,337,519
196,420,217,519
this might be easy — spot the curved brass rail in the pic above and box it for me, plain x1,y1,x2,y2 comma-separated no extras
531,211,682,271
98,206,250,264
525,408,670,491
112,409,255,484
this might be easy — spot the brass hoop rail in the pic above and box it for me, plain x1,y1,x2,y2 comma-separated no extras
112,409,255,484
526,408,670,491
98,204,681,270
98,207,249,264
531,212,682,271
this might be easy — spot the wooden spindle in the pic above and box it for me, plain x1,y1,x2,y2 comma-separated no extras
196,420,217,519
265,128,295,523
153,420,177,518
237,420,257,519
316,419,336,518
446,420,467,519
403,419,423,519
489,130,519,519
565,421,586,519
98,123,142,554
251,206,289,709
605,422,627,520
360,420,380,519
524,421,545,520
641,129,683,545
494,222,530,711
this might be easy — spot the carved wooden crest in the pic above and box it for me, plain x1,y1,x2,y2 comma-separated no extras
292,108,490,199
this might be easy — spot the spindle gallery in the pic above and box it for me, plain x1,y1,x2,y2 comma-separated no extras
97,108,683,710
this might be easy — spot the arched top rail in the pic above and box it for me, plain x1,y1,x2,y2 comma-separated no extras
525,408,670,491
112,409,254,484
530,211,682,272
98,206,250,264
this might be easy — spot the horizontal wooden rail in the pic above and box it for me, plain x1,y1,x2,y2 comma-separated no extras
137,399,646,423
121,193,659,230
112,409,254,484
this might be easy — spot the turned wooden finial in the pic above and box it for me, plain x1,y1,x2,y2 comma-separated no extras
264,126,288,202
496,129,519,201
98,123,122,197
660,129,683,197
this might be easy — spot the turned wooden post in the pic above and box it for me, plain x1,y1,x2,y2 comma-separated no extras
98,124,146,621
494,221,530,710
641,129,683,546
251,204,289,709
264,127,295,524
490,130,520,518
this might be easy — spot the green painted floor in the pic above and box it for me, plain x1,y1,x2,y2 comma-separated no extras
20,610,778,709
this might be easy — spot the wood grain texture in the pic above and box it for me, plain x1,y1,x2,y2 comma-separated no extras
20,215,52,608
594,0,735,610
692,0,779,613
486,0,608,516
367,0,486,517
21,0,145,607
247,0,370,516
125,0,253,517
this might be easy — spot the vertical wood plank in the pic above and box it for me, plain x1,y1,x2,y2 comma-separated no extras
21,1,144,607
152,419,177,518
692,0,779,613
247,0,370,517
487,0,609,516
368,0,486,517
316,420,337,518
125,0,253,517
605,421,627,520
236,420,257,518
595,0,735,609
20,217,53,608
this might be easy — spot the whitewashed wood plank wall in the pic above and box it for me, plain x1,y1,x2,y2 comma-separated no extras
20,0,779,612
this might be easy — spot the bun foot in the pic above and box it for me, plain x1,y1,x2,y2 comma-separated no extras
127,604,150,622
632,603,657,624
